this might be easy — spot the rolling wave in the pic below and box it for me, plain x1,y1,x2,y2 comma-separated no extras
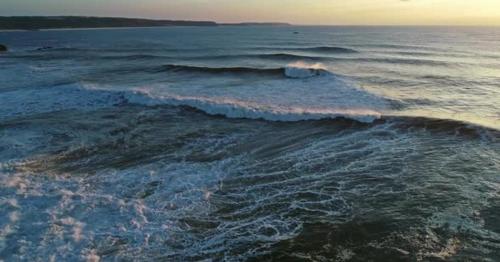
12,48,454,68
2,84,498,137
159,64,331,78
180,54,451,66
291,46,359,53
187,53,325,61
125,89,382,123
160,64,284,75
0,83,381,123
99,54,170,60
361,57,451,66
28,46,358,54
139,54,450,67
257,53,325,60
250,46,359,54
31,47,81,52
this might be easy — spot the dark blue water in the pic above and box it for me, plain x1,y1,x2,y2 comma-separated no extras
0,26,499,261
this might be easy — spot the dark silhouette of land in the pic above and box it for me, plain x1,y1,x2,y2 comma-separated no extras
0,16,290,30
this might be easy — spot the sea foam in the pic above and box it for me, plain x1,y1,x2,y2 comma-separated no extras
284,62,330,78
0,64,389,123
125,90,382,123
0,79,388,124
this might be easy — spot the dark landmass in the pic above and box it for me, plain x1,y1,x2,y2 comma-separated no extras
0,16,217,30
0,16,291,30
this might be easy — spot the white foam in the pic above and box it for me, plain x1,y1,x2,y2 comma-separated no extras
284,62,330,79
0,67,390,124
123,65,389,122
126,90,382,123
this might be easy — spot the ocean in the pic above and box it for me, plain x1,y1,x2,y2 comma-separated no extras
0,26,499,261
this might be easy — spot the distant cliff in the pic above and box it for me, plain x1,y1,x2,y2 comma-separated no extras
0,16,291,30
0,16,217,30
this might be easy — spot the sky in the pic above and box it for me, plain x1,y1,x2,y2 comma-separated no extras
2,0,500,26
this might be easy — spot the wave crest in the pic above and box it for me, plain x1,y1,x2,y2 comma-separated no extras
160,63,331,79
293,46,358,53
160,64,283,75
125,89,382,123
2,84,498,135
284,62,330,78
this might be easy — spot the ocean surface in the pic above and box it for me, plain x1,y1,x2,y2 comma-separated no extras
0,26,499,261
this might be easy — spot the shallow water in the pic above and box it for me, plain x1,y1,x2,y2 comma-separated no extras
0,26,499,261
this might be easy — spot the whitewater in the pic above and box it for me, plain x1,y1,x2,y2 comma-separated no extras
0,26,499,261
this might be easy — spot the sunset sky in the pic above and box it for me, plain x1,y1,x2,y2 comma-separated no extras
2,0,500,26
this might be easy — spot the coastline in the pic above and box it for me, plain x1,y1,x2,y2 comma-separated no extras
0,26,214,32
0,25,294,33
0,16,291,31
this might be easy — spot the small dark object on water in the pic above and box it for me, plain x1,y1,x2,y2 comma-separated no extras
0,44,7,52
37,46,53,51
293,31,299,34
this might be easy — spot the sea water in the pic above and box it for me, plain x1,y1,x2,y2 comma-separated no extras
0,26,499,261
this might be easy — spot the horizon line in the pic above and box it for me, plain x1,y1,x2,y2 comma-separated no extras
2,15,500,27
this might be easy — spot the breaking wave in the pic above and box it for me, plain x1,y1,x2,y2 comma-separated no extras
0,79,382,124
2,84,498,137
159,63,331,79
125,90,383,123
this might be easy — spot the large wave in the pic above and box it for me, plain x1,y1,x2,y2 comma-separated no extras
3,83,499,138
0,76,384,124
124,90,383,123
2,58,497,133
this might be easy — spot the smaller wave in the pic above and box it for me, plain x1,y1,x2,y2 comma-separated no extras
292,46,358,53
98,54,170,60
330,57,451,67
256,53,324,61
190,53,324,61
248,46,359,54
160,64,283,75
186,54,447,66
284,62,330,78
160,63,331,79
367,57,451,66
359,44,444,52
31,47,80,52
